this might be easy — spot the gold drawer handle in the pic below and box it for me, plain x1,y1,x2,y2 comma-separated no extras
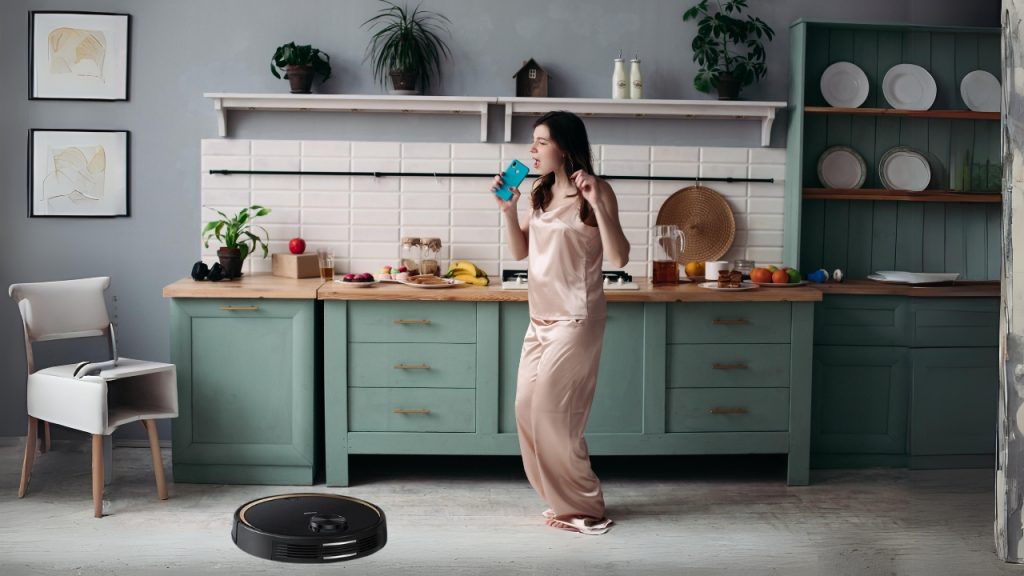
394,363,431,370
712,363,749,370
712,318,750,326
709,407,750,415
221,305,259,311
393,408,431,415
393,319,432,325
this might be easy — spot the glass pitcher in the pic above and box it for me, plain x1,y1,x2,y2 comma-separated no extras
651,224,686,285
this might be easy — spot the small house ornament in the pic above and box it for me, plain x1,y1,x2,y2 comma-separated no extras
514,58,549,97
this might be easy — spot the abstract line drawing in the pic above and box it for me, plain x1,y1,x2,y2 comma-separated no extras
48,27,107,81
41,145,107,210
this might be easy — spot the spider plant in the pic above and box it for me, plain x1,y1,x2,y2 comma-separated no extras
362,1,452,93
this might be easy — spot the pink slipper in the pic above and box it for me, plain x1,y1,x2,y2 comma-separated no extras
544,516,614,535
542,508,555,519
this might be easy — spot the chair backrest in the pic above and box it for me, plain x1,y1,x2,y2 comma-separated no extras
9,277,112,343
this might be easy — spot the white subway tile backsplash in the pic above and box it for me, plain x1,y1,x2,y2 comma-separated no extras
352,141,401,158
201,139,788,277
252,140,301,156
302,140,350,157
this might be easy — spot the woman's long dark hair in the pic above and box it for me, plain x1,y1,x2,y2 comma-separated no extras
530,111,595,223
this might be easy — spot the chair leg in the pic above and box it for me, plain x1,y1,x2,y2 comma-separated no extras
142,420,168,500
18,417,38,498
42,421,51,453
92,435,104,518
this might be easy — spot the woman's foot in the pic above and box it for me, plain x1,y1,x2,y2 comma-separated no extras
544,515,614,535
542,508,555,519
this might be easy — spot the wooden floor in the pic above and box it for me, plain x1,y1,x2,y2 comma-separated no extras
0,438,1019,575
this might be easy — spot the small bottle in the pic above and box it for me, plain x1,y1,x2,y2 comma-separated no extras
629,54,643,99
612,50,628,99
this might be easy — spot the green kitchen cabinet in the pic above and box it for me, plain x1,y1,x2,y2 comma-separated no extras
812,346,910,457
911,347,998,466
169,298,316,484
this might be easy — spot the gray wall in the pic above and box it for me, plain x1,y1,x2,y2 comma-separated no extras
0,0,999,439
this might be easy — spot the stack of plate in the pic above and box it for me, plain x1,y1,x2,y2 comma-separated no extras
882,64,936,110
817,146,867,189
820,62,869,108
960,70,1001,112
879,147,931,191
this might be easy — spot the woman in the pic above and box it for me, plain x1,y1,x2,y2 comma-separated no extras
491,111,630,535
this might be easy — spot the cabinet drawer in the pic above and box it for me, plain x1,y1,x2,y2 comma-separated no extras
666,388,789,432
667,344,790,388
667,303,791,344
349,388,475,432
815,296,910,346
349,343,475,388
911,299,999,347
348,302,476,343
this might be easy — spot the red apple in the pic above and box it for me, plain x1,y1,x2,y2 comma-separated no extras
288,238,306,254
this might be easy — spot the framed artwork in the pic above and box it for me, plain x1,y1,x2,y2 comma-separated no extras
29,11,131,101
29,129,130,218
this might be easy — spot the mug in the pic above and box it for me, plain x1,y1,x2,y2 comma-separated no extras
704,260,731,282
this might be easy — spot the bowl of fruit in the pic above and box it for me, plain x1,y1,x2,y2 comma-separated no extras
337,272,377,287
750,266,806,287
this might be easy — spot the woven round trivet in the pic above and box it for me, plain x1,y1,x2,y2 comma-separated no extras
654,185,736,262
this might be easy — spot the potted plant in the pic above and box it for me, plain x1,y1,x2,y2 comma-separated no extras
271,42,331,94
201,205,272,279
683,0,774,100
362,0,452,94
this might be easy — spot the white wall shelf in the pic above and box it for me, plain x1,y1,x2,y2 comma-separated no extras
205,93,786,146
497,97,786,146
205,93,495,141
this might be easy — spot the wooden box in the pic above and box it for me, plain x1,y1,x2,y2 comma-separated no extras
272,253,319,278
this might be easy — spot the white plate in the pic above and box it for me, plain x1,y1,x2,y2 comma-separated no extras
818,146,867,189
334,279,378,288
960,70,1001,112
753,280,809,288
869,271,960,284
396,278,466,289
879,147,931,191
820,62,870,108
882,64,937,110
698,281,758,291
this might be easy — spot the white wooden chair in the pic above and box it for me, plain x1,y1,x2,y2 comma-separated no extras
9,277,178,517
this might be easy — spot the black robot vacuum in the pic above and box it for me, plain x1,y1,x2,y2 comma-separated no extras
232,493,387,563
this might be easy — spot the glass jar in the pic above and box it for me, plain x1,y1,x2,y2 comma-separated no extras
420,237,442,276
400,237,421,275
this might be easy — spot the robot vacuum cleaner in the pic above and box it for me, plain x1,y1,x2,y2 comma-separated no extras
232,493,387,563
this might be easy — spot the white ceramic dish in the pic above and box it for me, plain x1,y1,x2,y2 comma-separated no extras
882,64,937,110
395,278,465,289
869,271,960,284
752,281,809,288
820,61,870,108
334,279,378,288
818,146,867,189
879,147,931,191
698,281,758,291
960,70,1001,112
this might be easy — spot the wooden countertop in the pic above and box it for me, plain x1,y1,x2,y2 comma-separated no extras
162,275,323,299
810,279,1000,297
318,278,823,302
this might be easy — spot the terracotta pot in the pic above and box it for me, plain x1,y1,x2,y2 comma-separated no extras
716,72,741,100
389,69,419,93
287,64,314,94
217,247,243,279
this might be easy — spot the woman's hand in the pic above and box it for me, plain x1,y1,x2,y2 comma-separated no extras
571,170,602,207
491,173,520,213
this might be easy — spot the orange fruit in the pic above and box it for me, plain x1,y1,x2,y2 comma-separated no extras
751,268,772,284
772,269,790,284
684,261,705,278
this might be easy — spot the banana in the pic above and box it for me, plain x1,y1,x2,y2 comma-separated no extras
445,260,489,285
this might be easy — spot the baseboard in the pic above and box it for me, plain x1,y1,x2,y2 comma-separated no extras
114,439,172,449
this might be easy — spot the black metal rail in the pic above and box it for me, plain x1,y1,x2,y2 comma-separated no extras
207,169,774,184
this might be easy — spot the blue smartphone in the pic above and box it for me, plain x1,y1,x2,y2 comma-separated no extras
494,159,529,201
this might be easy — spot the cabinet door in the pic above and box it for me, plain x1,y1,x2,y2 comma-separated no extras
170,299,315,484
911,348,998,456
812,346,910,454
498,303,644,434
